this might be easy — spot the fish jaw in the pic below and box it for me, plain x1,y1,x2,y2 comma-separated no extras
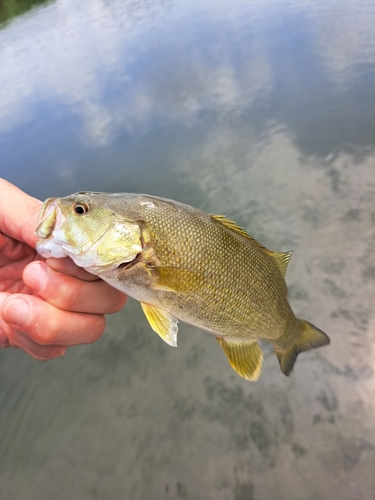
36,238,68,259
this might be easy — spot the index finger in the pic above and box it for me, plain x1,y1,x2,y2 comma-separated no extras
46,257,101,282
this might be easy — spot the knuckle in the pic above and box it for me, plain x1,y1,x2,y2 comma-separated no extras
49,278,79,310
31,328,52,346
29,315,63,346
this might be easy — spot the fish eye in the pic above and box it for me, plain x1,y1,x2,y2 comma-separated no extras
74,203,89,215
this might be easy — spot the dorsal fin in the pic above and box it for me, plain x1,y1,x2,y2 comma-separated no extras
266,250,293,277
211,214,268,248
210,214,293,277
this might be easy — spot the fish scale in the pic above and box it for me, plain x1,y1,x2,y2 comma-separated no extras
139,200,292,336
36,192,330,381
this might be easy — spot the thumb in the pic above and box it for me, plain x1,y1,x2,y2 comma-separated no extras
0,178,42,248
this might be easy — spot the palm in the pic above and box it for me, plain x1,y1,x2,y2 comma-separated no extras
0,232,39,295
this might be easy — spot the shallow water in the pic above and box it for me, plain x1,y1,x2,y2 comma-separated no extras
1,1,374,499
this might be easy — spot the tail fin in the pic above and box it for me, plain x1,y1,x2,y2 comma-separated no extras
275,320,330,376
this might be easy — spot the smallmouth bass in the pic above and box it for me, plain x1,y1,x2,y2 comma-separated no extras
36,192,330,380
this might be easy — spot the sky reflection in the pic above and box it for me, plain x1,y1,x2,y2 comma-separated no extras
1,2,374,499
0,0,374,200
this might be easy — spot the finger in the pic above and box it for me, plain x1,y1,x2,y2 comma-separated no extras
0,293,11,347
7,329,66,360
46,257,100,282
0,178,42,248
24,261,127,314
0,329,10,347
0,294,107,347
0,292,64,357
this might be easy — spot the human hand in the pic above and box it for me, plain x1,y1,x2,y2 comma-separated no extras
0,179,127,360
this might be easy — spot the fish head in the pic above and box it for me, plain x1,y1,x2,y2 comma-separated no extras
36,192,142,275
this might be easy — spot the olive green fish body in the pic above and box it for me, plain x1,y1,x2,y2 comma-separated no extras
36,192,330,380
113,198,296,340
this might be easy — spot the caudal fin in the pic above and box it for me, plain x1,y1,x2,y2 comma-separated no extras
275,320,330,376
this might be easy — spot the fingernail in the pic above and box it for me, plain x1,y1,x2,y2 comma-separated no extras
24,262,48,292
51,347,67,358
2,298,30,327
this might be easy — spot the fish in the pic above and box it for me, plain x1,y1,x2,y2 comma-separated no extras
36,192,330,381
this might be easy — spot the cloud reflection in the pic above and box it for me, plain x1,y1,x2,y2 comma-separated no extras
307,0,375,83
174,124,375,367
0,0,373,154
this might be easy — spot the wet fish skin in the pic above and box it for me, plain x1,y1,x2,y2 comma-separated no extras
36,192,330,380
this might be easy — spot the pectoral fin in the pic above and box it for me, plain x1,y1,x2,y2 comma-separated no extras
140,302,178,347
216,337,263,381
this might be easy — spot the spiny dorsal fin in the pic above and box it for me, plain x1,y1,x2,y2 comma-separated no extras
210,214,292,277
140,302,178,347
211,214,269,249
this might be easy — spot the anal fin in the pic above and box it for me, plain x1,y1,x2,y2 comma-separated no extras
216,337,263,381
141,302,178,347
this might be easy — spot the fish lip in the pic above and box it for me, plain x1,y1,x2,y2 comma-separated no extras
36,238,68,259
36,199,59,239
